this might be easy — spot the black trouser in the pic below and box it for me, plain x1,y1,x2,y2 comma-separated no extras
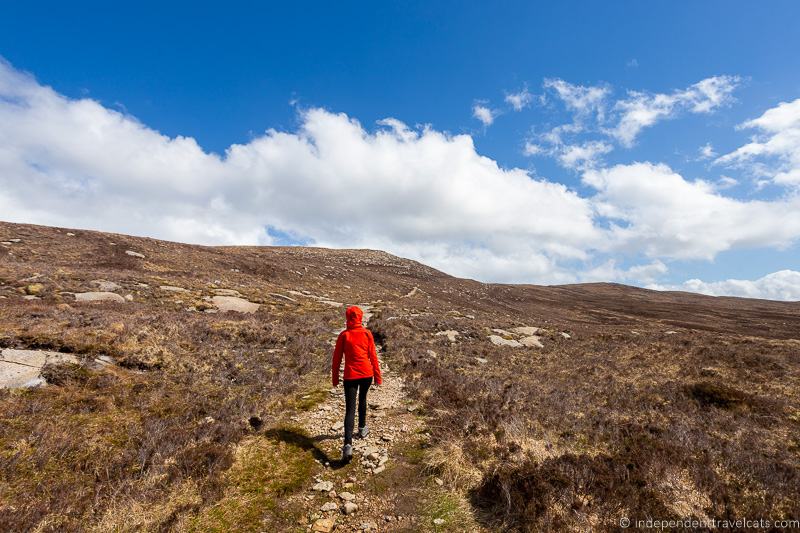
343,377,372,445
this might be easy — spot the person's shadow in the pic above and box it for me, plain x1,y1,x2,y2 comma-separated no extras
264,427,351,470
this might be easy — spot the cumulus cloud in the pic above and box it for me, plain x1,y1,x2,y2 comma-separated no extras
0,60,601,283
0,60,797,297
472,103,497,126
583,162,800,260
649,270,800,301
716,98,800,187
611,75,740,146
505,87,533,111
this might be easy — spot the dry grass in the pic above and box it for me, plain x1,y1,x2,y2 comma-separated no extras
2,221,800,532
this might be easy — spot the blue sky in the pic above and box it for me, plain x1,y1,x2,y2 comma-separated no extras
1,1,799,299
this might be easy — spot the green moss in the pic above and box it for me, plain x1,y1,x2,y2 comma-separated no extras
422,491,473,532
186,435,316,532
290,385,329,411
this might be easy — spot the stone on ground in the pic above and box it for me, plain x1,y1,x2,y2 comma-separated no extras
124,250,144,258
312,517,335,533
511,326,541,335
312,481,334,492
488,335,522,347
519,335,544,348
343,501,358,515
211,295,259,313
435,330,459,342
74,291,126,303
1,349,78,388
92,280,121,292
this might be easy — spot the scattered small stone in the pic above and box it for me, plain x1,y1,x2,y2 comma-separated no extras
343,482,354,489
433,518,445,526
342,502,358,515
66,232,75,236
312,481,334,492
381,434,393,442
320,502,338,512
435,330,458,342
560,332,571,339
312,517,335,533
24,283,44,296
434,477,444,486
475,357,488,364
125,250,145,258
665,330,677,335
426,350,438,359
331,421,344,431
339,492,355,502
360,521,377,530
372,465,385,474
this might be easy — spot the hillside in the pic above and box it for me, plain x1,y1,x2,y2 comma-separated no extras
1,221,799,532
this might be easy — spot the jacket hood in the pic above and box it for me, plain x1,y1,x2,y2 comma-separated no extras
346,306,363,329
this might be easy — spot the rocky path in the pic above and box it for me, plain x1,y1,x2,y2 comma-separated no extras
289,305,428,532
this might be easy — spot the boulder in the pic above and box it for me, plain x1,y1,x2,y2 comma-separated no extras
74,292,126,304
212,296,259,314
488,335,522,347
519,336,544,348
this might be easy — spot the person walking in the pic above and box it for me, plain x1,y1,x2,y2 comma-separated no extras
331,305,382,460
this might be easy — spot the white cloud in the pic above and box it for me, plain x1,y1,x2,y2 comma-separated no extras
716,98,800,187
698,142,716,159
472,103,497,126
611,75,740,146
557,141,613,170
505,87,533,111
544,78,610,119
649,270,800,301
716,175,738,189
583,162,800,260
522,141,545,156
0,60,601,283
0,60,797,297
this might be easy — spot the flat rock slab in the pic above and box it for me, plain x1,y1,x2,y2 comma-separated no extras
213,288,242,297
0,349,78,388
519,335,544,348
511,326,541,336
74,291,126,303
160,285,190,293
212,295,260,313
488,335,522,347
92,280,121,292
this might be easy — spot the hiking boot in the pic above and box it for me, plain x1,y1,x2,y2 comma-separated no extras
342,444,353,460
357,426,369,439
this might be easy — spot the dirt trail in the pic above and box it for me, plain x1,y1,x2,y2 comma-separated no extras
288,305,430,532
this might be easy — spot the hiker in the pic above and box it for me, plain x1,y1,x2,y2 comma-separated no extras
331,305,382,460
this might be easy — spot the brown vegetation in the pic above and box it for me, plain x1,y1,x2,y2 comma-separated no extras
1,221,799,531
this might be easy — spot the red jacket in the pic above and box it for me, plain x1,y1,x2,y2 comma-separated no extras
332,306,382,386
